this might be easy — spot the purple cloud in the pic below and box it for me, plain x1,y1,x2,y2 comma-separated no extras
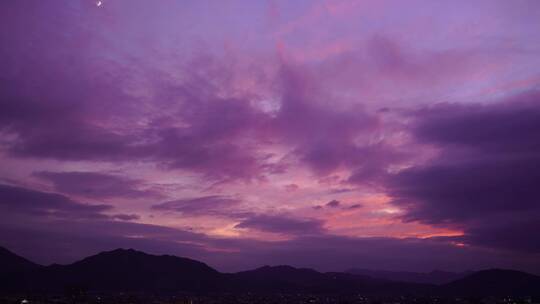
0,2,271,182
272,63,403,178
152,196,244,217
0,183,112,219
387,91,540,253
412,92,540,153
314,201,362,211
326,200,341,208
0,1,408,185
234,214,325,235
34,171,159,199
111,214,141,221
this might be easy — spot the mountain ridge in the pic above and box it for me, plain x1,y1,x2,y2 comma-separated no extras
1,246,538,296
347,268,473,285
441,268,540,296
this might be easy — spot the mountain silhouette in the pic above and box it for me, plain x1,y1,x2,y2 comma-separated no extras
225,265,432,294
441,269,540,296
229,265,341,293
0,246,41,291
0,246,40,273
347,268,472,285
42,248,221,292
1,246,539,296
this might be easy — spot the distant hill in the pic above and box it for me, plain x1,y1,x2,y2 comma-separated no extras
347,268,472,285
1,246,539,296
440,269,540,296
226,265,333,293
232,265,329,290
226,265,432,294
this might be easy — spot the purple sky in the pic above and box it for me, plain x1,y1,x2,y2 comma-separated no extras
1,0,540,274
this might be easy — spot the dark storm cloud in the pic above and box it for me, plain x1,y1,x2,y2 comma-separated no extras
412,91,540,153
389,156,540,223
387,91,540,253
234,214,325,235
464,217,540,253
34,171,160,199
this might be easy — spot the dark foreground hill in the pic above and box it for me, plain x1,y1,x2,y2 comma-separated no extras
225,266,434,295
441,269,540,296
0,247,42,292
347,268,471,285
0,246,40,273
1,246,539,296
41,248,221,292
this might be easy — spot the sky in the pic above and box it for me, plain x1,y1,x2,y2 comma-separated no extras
1,0,540,274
